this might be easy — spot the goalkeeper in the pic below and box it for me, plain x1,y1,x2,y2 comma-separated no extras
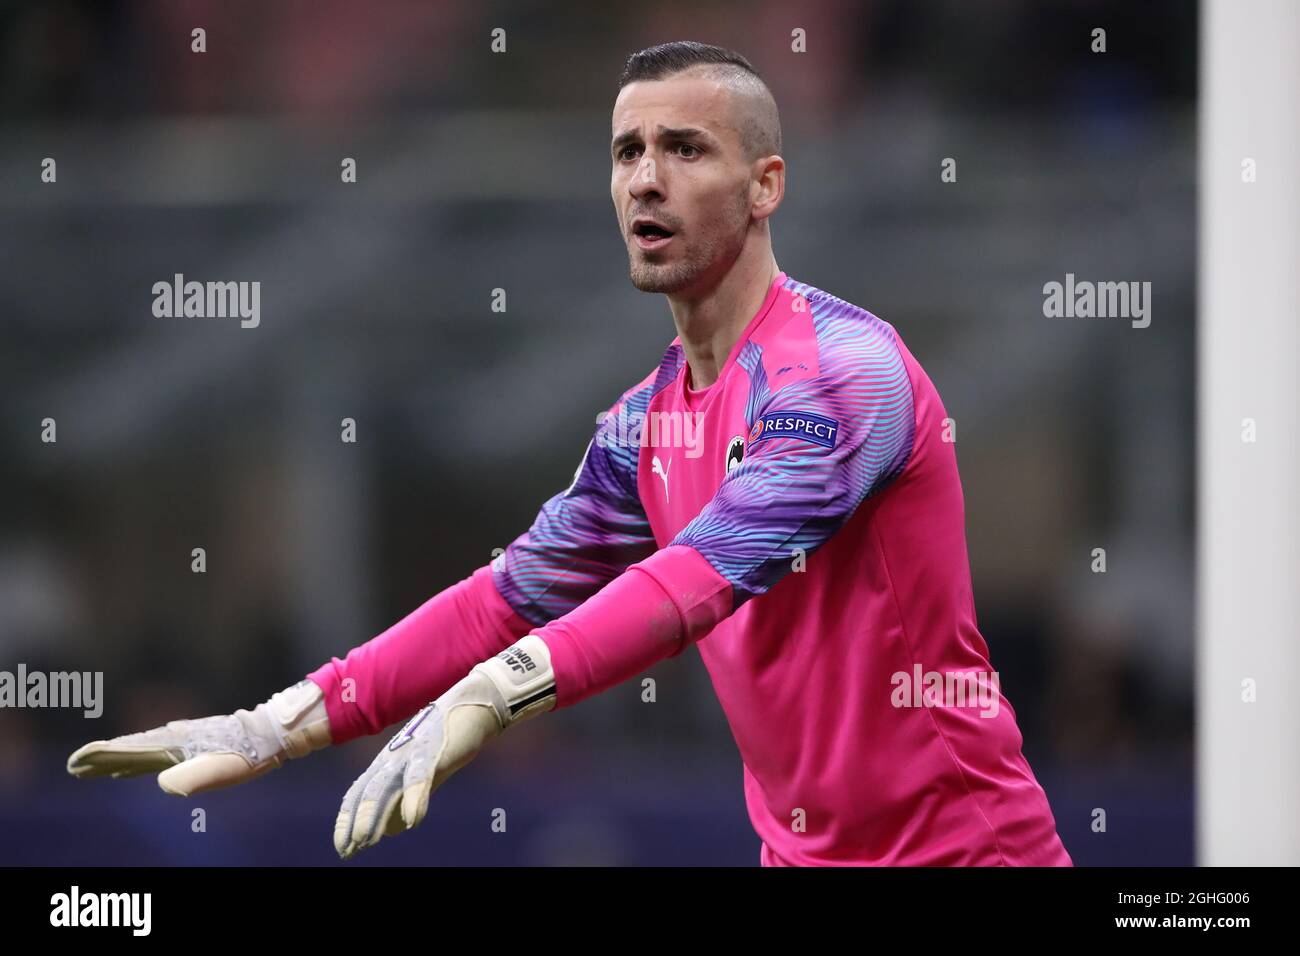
69,41,1071,866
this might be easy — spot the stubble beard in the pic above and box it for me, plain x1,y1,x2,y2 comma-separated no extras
626,186,751,294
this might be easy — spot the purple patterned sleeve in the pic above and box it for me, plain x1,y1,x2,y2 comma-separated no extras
673,316,916,606
492,381,658,627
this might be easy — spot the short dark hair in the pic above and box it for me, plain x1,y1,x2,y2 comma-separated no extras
616,41,782,160
618,40,763,89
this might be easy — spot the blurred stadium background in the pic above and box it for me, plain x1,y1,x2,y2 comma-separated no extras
0,0,1196,864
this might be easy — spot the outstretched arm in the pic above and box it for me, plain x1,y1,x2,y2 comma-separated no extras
306,565,534,745
333,329,916,858
310,379,660,742
68,382,662,797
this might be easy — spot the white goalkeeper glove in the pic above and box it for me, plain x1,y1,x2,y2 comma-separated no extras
333,634,556,861
66,678,333,796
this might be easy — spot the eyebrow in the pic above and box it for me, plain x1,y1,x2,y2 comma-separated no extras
611,125,719,153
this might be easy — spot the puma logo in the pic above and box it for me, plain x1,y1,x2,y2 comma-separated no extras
651,454,671,503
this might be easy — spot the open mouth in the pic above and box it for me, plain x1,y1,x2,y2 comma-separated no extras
632,220,676,250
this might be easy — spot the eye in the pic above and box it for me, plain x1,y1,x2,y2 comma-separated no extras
676,143,700,158
617,145,642,162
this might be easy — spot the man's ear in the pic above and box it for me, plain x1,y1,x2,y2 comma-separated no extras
752,155,785,222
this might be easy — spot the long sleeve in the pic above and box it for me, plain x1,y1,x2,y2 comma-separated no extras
306,566,534,744
308,372,667,743
491,375,661,625
539,544,733,706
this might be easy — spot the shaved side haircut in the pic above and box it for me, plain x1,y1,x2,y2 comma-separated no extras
617,40,782,163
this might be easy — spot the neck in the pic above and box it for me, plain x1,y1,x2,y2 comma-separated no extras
668,243,779,391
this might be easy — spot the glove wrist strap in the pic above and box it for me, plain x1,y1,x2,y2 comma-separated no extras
263,680,333,759
473,634,557,729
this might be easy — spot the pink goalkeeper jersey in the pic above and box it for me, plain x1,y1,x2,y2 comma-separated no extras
310,269,1072,866
492,270,1071,866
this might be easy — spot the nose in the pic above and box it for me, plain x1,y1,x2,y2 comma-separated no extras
627,154,663,203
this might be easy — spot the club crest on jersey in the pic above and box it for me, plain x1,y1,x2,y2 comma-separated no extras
748,411,839,449
725,435,745,474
